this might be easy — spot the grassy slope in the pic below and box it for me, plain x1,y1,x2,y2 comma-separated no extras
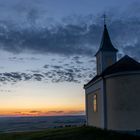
0,126,140,140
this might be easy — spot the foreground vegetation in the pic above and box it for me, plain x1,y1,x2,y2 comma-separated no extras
0,126,140,140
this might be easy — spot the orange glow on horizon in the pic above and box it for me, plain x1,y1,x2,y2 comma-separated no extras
0,105,85,117
0,82,85,117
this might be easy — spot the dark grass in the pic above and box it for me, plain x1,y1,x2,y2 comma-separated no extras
0,126,140,140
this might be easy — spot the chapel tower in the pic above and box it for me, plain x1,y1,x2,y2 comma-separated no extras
95,23,118,75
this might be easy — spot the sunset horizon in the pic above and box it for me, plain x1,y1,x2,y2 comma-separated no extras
0,108,85,117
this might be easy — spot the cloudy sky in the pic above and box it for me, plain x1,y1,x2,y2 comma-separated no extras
0,0,140,116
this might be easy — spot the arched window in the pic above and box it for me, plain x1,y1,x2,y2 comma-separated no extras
93,94,97,112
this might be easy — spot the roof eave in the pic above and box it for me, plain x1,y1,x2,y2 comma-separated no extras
84,76,102,89
95,48,118,56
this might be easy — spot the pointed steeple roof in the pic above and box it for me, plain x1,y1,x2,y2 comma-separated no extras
95,24,118,55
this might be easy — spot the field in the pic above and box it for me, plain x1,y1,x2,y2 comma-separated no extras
0,126,140,140
0,116,86,133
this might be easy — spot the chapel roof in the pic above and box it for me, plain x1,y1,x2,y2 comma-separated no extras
102,55,140,75
84,55,140,88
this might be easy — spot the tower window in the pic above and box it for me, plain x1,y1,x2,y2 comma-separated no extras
93,94,97,112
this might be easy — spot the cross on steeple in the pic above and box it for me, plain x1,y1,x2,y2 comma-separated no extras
103,14,107,26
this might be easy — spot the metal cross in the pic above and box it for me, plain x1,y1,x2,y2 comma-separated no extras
103,14,107,25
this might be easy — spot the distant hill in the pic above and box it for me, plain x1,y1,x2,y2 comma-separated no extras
0,126,140,140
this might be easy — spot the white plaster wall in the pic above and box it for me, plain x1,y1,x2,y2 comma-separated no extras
96,51,117,75
106,73,140,131
85,80,105,128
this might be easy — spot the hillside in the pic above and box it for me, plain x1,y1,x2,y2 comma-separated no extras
0,126,140,140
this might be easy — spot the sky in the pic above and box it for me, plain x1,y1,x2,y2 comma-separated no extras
0,0,140,116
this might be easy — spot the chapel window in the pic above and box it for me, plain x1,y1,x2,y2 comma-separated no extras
93,94,97,112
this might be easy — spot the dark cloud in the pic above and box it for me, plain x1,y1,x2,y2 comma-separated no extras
0,89,11,93
43,62,95,83
0,58,95,85
14,110,85,116
0,16,139,60
0,1,138,59
47,111,64,114
51,65,63,69
46,110,85,115
33,74,44,81
43,65,50,69
0,72,44,84
0,20,92,55
29,110,42,114
9,57,40,61
72,56,84,64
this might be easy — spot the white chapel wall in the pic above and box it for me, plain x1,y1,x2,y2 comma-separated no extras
85,80,105,128
106,73,140,131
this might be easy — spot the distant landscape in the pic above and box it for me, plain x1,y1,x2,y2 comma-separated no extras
0,115,86,133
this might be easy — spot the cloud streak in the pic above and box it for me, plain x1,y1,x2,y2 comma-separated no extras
0,56,95,85
13,110,85,116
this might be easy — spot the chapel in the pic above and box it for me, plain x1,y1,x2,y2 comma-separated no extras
84,22,140,131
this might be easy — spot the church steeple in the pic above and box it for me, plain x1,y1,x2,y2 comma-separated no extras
96,24,118,55
95,23,118,75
